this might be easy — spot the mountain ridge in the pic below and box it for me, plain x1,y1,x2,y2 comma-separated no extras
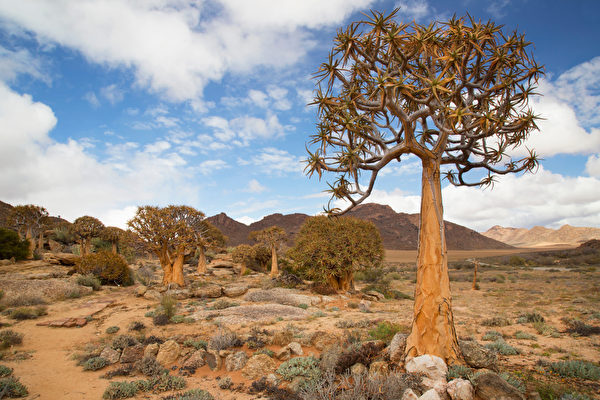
483,224,600,247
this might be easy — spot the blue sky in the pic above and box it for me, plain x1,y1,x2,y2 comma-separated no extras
0,0,599,232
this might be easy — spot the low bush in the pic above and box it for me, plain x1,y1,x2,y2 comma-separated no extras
135,356,166,377
128,321,145,331
485,339,520,355
136,266,155,286
0,228,30,261
3,294,46,307
8,306,47,320
106,326,120,334
277,356,321,382
153,314,170,326
0,365,13,377
0,330,23,348
103,381,138,399
83,356,108,371
77,274,101,291
514,331,537,340
208,299,238,310
0,377,28,398
562,318,600,336
208,330,241,350
160,295,177,319
549,360,600,380
111,335,139,350
518,312,545,324
183,339,207,350
446,364,472,380
162,388,214,400
76,251,134,286
481,317,511,327
482,330,504,341
103,375,186,399
368,321,407,344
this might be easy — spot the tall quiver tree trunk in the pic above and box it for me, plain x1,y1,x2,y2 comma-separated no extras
25,227,34,259
270,245,279,277
171,245,186,287
405,157,460,364
111,242,117,255
197,246,207,274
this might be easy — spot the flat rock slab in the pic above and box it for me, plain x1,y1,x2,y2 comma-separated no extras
244,288,330,307
192,303,309,324
37,317,88,328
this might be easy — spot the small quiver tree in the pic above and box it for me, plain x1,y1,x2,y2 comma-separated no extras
101,226,125,254
288,216,384,291
73,216,105,257
249,226,286,277
194,222,226,274
8,205,49,258
305,10,543,363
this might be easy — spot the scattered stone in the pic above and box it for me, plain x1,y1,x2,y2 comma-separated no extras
43,252,78,266
120,344,144,364
311,331,341,351
266,373,279,387
389,333,408,363
100,347,121,364
223,285,249,297
287,342,303,356
225,351,248,371
244,288,327,307
136,286,148,297
275,346,291,361
473,372,525,400
144,343,159,358
419,389,442,400
212,269,235,277
446,378,474,400
205,350,222,371
365,290,385,301
405,354,447,390
359,300,371,313
272,330,294,346
156,340,180,365
192,304,308,324
192,285,223,298
183,350,207,369
350,363,368,375
143,290,161,301
209,260,234,268
369,360,389,376
0,259,13,266
36,317,88,328
242,354,277,380
166,289,190,300
459,340,497,370
402,389,419,400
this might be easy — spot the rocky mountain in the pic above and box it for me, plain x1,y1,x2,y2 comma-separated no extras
207,203,512,250
483,224,600,247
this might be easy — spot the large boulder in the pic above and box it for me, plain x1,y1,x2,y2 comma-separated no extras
225,351,248,371
156,340,180,365
388,333,407,363
43,252,78,266
419,389,442,400
472,372,525,400
459,340,497,370
405,355,447,390
244,288,326,307
223,285,249,297
242,354,277,380
120,344,144,364
446,378,474,400
184,350,207,369
100,346,121,365
191,285,222,298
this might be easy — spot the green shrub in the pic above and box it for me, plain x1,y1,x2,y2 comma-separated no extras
135,356,165,377
482,330,504,341
106,326,120,334
162,388,214,400
76,251,134,286
549,360,600,380
208,299,238,310
8,306,47,320
0,228,30,261
83,356,108,371
518,312,545,324
183,339,207,350
514,331,537,340
499,372,525,393
368,322,406,344
148,375,186,392
446,364,472,380
485,339,520,355
153,314,170,326
277,356,321,382
4,294,46,307
481,317,511,327
103,381,138,399
255,348,275,358
0,365,12,377
533,321,560,337
297,303,309,310
77,274,102,291
0,377,28,398
0,330,23,348
103,376,186,399
111,335,139,350
562,318,600,336
160,295,177,319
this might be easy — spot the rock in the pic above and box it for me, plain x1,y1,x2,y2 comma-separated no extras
37,317,88,328
365,290,385,301
156,340,180,365
473,372,525,400
144,343,159,358
369,360,389,376
272,330,294,346
389,333,408,363
212,269,235,277
192,285,222,298
459,340,497,370
43,252,78,266
242,354,277,380
350,362,368,375
192,304,308,325
266,373,279,387
359,300,371,312
120,344,144,364
287,342,303,356
244,288,326,307
184,350,207,369
205,350,222,371
0,259,12,266
446,378,474,400
48,239,63,253
144,289,162,301
136,286,148,297
419,389,442,400
208,260,234,268
402,389,419,400
100,346,121,364
275,346,291,361
362,294,379,301
223,285,249,297
166,289,190,300
312,331,341,351
405,354,447,390
225,351,248,371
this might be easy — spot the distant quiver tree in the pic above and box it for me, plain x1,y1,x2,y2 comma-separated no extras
305,10,543,363
8,204,49,257
73,216,105,257
249,226,286,276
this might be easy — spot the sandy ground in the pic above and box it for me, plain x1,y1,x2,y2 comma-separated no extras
0,251,599,399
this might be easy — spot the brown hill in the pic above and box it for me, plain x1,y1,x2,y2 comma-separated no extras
483,224,600,247
207,203,511,250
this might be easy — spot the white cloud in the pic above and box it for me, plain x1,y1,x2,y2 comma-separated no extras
245,147,303,175
0,0,374,102
100,83,124,105
245,179,267,193
202,113,288,145
248,90,269,108
586,155,600,177
0,45,49,84
486,0,511,18
235,216,256,225
84,91,100,108
198,159,228,175
395,0,431,21
144,140,171,154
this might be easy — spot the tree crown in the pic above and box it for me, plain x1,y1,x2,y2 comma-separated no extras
8,205,49,235
73,216,105,239
249,226,287,249
306,10,544,213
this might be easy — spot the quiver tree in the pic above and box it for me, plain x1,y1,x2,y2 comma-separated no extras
101,226,125,254
194,222,226,274
306,10,543,363
231,244,270,275
288,216,383,291
8,204,49,257
128,205,205,286
249,226,286,277
73,216,105,257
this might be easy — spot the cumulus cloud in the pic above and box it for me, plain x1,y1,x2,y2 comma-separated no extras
245,179,267,193
242,147,304,175
202,113,288,145
0,45,49,84
395,0,432,21
100,84,124,105
586,155,600,177
0,0,374,102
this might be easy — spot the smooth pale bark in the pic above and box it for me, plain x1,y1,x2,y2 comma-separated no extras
38,232,44,252
270,246,279,276
327,271,354,292
405,158,461,364
472,260,479,290
111,242,118,255
197,246,207,274
25,228,34,259
171,247,185,287
158,247,173,285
